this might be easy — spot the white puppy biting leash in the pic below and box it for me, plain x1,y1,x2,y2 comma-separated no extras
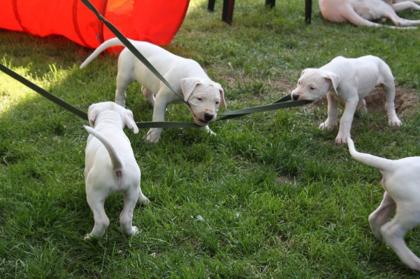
81,38,226,143
291,55,401,144
347,138,420,271
319,0,420,28
84,102,149,239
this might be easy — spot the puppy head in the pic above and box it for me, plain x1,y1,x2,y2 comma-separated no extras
87,102,139,134
291,68,339,101
181,78,226,126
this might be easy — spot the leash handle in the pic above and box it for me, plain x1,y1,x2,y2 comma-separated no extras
0,63,88,120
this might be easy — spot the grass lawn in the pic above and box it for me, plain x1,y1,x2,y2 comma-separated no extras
1,0,419,277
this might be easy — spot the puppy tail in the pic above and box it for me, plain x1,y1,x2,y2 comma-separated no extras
80,38,124,69
347,138,395,172
84,125,124,175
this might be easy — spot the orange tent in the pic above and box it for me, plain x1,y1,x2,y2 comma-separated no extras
0,0,190,48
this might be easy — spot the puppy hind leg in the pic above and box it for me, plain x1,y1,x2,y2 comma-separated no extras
380,213,420,271
343,7,384,27
393,2,420,11
85,191,110,240
120,187,140,236
138,186,150,206
385,11,420,26
381,74,401,126
369,191,396,240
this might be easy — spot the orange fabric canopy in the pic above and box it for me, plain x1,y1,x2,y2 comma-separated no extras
0,0,190,48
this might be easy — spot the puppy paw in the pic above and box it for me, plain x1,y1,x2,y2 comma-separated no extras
146,128,162,143
388,118,402,127
319,120,336,130
208,129,217,136
127,226,139,236
83,233,95,241
335,135,349,144
138,195,150,206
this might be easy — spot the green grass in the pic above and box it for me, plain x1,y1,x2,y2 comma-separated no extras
1,0,420,277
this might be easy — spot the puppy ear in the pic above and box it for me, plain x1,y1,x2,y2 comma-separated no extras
87,104,99,126
215,83,227,108
181,78,201,102
123,109,139,134
322,71,340,94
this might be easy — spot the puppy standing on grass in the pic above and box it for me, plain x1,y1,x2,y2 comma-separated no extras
80,38,226,143
84,102,149,239
291,55,402,144
348,138,420,271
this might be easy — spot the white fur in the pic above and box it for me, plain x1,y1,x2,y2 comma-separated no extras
319,0,420,28
347,138,420,271
81,38,226,143
291,55,401,144
84,102,149,239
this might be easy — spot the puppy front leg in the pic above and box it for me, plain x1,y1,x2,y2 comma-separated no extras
335,98,358,144
115,73,132,107
146,93,167,143
201,125,216,136
319,92,338,130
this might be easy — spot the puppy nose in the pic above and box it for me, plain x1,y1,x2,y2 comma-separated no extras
292,94,299,101
204,113,214,122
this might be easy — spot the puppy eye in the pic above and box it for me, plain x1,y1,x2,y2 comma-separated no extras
197,97,203,101
309,86,316,90
215,101,220,105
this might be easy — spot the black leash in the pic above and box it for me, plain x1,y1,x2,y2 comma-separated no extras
0,63,88,120
0,63,311,128
0,63,198,129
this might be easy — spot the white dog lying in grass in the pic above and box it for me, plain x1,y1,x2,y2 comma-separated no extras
319,0,420,28
84,102,149,239
291,55,401,144
348,138,420,271
81,38,226,143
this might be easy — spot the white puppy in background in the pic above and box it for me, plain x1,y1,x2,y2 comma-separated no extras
347,138,420,271
80,38,226,143
84,102,149,239
319,0,420,28
291,55,401,144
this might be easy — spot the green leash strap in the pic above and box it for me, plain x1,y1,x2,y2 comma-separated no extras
80,0,183,101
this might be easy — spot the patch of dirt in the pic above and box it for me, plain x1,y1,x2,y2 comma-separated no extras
365,87,418,115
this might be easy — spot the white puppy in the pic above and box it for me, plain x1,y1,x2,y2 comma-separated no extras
291,55,401,144
319,0,420,28
81,38,226,143
84,102,149,239
348,138,420,271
